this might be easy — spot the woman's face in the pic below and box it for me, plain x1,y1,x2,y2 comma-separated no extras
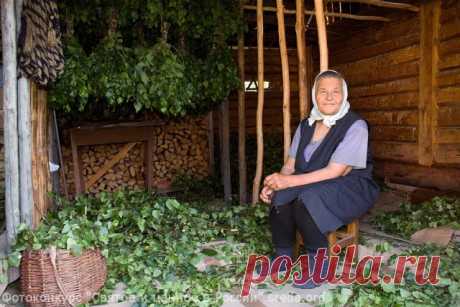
315,77,344,115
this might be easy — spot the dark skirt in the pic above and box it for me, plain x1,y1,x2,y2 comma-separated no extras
270,174,380,235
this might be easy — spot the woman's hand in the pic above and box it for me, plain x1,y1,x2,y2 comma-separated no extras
259,185,274,204
264,173,293,191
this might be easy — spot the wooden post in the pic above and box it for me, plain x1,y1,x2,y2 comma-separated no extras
207,111,215,177
252,0,264,205
296,0,309,120
314,0,329,71
31,85,51,227
16,0,33,228
237,14,247,204
2,0,21,247
220,99,232,202
277,0,291,162
418,0,440,166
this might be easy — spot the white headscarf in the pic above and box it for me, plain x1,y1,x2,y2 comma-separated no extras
307,70,350,128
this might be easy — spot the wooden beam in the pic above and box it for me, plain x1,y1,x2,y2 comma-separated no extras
85,142,137,190
243,5,390,22
2,0,20,247
296,0,309,120
16,0,33,228
418,0,440,166
220,98,232,202
330,0,419,12
277,0,291,163
207,111,215,177
237,6,248,204
252,0,264,205
315,0,329,71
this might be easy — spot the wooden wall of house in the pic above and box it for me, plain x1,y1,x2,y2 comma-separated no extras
327,2,460,191
436,0,460,165
227,48,303,135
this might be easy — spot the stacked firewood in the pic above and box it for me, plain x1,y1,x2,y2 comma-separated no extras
61,117,210,197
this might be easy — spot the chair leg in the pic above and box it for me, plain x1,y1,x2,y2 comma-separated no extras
294,231,302,259
327,231,337,258
348,219,359,262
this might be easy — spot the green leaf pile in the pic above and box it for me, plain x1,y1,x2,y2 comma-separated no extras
10,191,271,306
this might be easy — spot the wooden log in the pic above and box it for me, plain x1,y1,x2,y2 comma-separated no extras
207,111,215,177
438,53,460,71
359,110,418,126
434,144,460,164
372,142,418,163
438,105,460,126
418,0,440,166
295,0,308,119
352,92,419,111
1,0,20,247
85,142,137,190
329,0,419,12
437,67,460,88
242,5,390,22
237,10,247,203
374,160,460,191
350,77,418,98
436,128,460,144
276,0,291,162
371,126,417,142
220,98,232,202
252,0,264,205
314,0,328,71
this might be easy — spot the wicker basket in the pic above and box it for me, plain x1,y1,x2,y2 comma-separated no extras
20,247,107,307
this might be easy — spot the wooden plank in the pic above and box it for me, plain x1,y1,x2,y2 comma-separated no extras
335,45,420,76
439,53,460,70
437,67,460,88
371,126,417,142
417,0,439,166
434,144,460,164
440,0,460,23
439,36,460,57
85,142,137,189
435,127,460,144
438,106,460,126
331,33,419,66
439,18,460,41
359,110,418,126
352,91,419,111
340,61,419,87
350,76,418,98
374,160,460,191
31,86,50,227
437,87,460,105
372,142,418,163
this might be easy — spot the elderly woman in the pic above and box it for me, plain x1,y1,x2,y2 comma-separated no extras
260,70,380,288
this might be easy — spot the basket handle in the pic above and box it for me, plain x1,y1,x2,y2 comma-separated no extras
49,246,77,307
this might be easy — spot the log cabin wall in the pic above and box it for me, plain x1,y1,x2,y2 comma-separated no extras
328,2,460,191
436,0,460,166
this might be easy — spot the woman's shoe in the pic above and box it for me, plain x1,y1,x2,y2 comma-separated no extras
293,252,329,289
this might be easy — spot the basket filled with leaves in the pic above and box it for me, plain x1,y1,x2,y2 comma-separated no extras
9,212,107,306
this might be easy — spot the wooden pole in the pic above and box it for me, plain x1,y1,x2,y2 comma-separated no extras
16,0,33,228
296,0,308,120
243,5,391,22
237,10,248,204
305,45,313,118
252,0,264,205
329,0,419,12
220,98,232,202
207,111,215,177
418,0,440,166
1,0,21,247
277,0,291,162
314,0,329,71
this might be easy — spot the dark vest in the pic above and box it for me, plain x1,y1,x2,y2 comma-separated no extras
294,111,374,180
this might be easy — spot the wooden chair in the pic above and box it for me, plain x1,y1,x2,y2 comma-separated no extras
294,219,359,261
